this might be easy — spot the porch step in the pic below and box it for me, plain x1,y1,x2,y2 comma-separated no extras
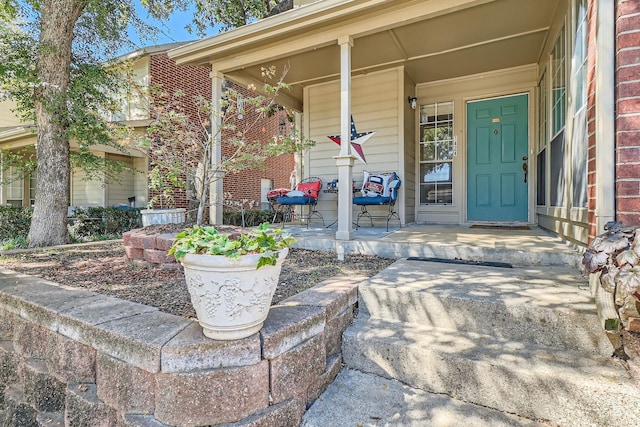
359,259,611,355
301,368,546,426
303,257,638,426
342,317,639,427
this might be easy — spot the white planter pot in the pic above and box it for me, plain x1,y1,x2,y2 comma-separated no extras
140,208,186,227
180,248,289,340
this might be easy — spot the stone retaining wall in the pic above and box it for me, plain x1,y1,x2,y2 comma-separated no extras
0,268,362,426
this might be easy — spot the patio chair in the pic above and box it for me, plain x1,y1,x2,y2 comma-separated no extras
276,177,324,228
353,171,401,231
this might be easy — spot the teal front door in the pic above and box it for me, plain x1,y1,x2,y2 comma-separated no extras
467,95,529,222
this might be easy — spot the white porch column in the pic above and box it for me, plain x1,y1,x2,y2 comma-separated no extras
595,0,615,233
335,35,355,241
210,70,224,225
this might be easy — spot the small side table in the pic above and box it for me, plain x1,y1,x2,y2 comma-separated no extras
322,188,360,228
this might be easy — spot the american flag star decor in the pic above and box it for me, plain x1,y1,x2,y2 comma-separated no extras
328,116,376,164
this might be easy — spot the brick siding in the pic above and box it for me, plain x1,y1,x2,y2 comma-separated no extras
615,0,640,227
146,53,294,215
222,83,295,209
148,53,211,210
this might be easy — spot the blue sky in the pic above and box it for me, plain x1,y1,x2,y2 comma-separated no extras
129,2,220,50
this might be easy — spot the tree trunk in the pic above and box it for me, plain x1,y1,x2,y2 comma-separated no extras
27,0,87,247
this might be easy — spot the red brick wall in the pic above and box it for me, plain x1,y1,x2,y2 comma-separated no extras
615,0,640,227
146,54,294,215
587,0,598,240
148,53,211,210
222,82,295,209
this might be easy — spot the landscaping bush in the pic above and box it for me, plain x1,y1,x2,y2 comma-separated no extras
223,209,283,227
68,207,141,240
0,205,32,241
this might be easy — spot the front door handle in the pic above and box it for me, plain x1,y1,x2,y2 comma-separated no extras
522,156,528,184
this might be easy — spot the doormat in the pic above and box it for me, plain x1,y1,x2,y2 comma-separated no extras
470,225,531,230
407,257,513,269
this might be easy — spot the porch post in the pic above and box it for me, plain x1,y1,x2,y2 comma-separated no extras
210,70,224,225
595,0,615,233
335,35,355,241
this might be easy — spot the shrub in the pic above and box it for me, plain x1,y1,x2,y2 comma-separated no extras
68,207,141,240
0,205,32,241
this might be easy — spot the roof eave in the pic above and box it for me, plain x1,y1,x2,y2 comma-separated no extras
168,0,391,66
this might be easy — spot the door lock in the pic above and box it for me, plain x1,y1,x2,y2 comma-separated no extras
522,156,528,184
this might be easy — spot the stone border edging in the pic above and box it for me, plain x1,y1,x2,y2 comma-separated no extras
0,268,362,426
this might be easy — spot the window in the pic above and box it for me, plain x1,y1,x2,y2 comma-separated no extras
419,101,455,205
571,0,589,208
550,25,567,207
29,171,36,206
6,166,24,207
573,0,588,111
551,25,566,136
261,178,273,210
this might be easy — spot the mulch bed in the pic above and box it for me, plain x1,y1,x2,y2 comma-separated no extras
0,235,395,320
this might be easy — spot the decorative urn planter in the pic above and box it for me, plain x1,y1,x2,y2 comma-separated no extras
140,208,186,227
180,248,289,340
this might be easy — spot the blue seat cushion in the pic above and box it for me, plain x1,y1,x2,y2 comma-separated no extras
277,196,317,205
353,196,391,205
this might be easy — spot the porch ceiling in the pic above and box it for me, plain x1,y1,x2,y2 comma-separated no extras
170,0,559,108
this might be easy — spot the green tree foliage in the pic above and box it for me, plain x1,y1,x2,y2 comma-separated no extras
0,0,292,247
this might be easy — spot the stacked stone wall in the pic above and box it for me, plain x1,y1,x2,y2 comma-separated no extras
0,268,361,426
122,230,178,269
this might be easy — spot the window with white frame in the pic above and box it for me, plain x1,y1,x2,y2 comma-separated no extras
573,0,588,111
550,24,567,207
261,178,273,210
419,101,455,205
29,171,36,206
552,25,567,136
6,166,24,207
571,0,589,207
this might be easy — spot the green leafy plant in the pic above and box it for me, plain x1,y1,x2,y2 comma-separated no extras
0,205,32,241
583,221,640,329
169,222,295,269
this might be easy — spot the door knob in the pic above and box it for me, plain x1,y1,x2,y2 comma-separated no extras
522,161,528,184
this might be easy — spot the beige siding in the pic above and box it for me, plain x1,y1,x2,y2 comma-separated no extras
0,100,25,128
403,70,416,224
71,167,104,207
133,157,148,208
306,68,402,225
71,152,106,207
106,154,135,206
129,58,150,120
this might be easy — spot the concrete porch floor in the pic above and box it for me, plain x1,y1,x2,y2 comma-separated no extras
280,223,583,268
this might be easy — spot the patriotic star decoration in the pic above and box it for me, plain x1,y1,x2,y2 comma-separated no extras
328,116,376,164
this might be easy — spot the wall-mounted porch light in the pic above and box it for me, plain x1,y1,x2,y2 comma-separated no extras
408,97,417,110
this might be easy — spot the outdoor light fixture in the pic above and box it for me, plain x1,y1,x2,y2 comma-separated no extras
408,97,417,110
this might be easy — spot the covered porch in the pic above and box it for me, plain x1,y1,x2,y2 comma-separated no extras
282,223,581,268
169,0,609,247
